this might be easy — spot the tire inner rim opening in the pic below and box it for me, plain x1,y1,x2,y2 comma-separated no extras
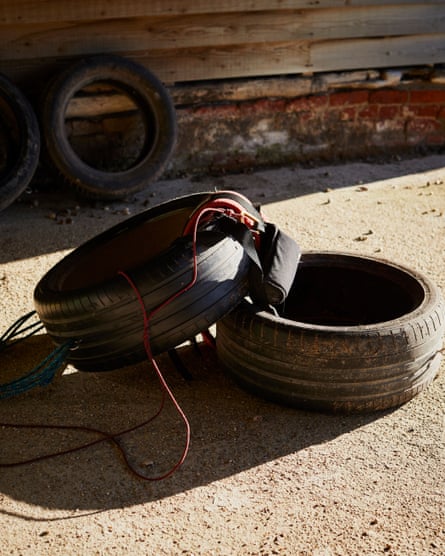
281,257,425,326
65,80,156,172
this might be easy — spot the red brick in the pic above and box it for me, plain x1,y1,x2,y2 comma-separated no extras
193,104,240,118
249,98,287,113
329,90,368,106
375,119,405,134
409,118,442,132
287,94,328,112
297,110,316,123
358,105,379,119
410,90,445,104
379,105,400,119
369,90,409,104
403,104,440,118
337,107,356,121
427,134,445,145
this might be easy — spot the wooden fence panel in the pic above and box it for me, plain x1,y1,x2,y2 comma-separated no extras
1,5,444,62
0,1,444,85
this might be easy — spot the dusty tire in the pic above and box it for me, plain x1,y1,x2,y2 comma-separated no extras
41,54,177,199
0,74,40,211
34,194,251,371
217,252,445,413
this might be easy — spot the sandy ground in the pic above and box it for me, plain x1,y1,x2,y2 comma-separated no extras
0,154,444,555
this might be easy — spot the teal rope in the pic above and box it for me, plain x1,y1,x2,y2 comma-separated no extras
0,311,72,399
0,310,44,352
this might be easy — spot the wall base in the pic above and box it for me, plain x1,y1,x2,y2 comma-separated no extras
170,68,445,176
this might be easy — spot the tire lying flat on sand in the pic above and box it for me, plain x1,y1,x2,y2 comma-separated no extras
0,73,40,212
34,194,251,371
217,252,445,413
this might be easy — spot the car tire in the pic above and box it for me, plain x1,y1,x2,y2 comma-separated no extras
0,73,40,211
41,54,177,199
34,194,251,371
217,252,445,413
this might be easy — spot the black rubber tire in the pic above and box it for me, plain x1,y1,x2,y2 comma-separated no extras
41,54,177,200
0,73,40,211
217,252,445,413
34,194,251,371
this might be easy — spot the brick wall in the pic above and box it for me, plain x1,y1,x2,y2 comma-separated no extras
56,69,445,178
173,85,445,174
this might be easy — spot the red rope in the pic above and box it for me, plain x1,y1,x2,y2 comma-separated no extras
0,205,238,481
116,205,228,479
117,270,191,481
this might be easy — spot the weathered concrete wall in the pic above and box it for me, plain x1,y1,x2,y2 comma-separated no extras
171,71,445,175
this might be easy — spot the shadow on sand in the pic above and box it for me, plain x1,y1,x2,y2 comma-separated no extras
1,153,444,264
0,335,388,520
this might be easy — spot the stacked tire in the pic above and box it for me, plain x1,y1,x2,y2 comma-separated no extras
34,193,256,371
40,55,177,200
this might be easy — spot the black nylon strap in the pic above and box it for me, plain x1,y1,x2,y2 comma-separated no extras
211,216,263,271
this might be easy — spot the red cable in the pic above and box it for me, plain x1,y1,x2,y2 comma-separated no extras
116,205,227,479
0,205,242,481
117,271,191,481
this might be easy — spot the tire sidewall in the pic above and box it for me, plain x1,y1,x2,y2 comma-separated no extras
42,55,177,198
0,73,40,211
217,252,445,412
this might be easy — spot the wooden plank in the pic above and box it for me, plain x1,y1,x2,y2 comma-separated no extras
1,5,444,61
2,0,445,24
142,42,312,83
310,34,445,72
62,69,392,116
0,43,310,85
66,93,138,118
131,34,445,81
1,35,445,86
165,70,381,103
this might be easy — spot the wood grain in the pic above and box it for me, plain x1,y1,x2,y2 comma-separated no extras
2,1,444,24
1,6,444,61
0,2,443,85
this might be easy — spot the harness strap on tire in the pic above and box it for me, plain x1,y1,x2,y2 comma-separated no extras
182,190,265,237
184,191,301,307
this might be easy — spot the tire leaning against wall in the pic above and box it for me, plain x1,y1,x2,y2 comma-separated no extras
0,74,40,212
216,252,445,413
41,54,177,200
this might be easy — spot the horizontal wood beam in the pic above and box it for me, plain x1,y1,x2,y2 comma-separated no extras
1,5,444,61
310,34,445,72
2,34,444,87
1,0,444,24
64,70,390,118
